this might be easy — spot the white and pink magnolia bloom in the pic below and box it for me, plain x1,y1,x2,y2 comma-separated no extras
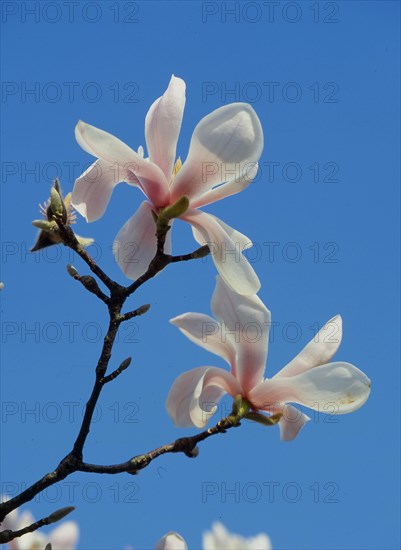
1,506,79,550
166,277,371,440
71,76,263,295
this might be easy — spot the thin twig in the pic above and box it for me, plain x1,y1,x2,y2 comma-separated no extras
78,414,242,475
0,506,75,544
56,222,118,292
102,357,132,384
169,245,210,263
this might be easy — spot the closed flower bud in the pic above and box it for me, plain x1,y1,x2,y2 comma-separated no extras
67,264,79,278
47,506,75,524
50,187,65,218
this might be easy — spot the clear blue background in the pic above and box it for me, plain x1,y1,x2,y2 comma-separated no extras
1,1,400,549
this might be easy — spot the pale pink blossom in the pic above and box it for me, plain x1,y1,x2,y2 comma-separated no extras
166,277,371,440
71,76,263,295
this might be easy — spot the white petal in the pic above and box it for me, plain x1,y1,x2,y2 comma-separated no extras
171,103,263,202
211,276,270,391
145,75,186,179
276,315,343,378
182,209,260,296
72,159,136,222
17,531,47,549
278,405,310,442
249,362,371,415
75,120,169,207
113,201,171,280
154,532,188,550
170,312,235,366
50,521,79,550
192,163,259,208
166,366,242,428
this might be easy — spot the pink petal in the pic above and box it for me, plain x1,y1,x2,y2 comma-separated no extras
75,120,169,207
192,163,259,208
166,366,242,428
170,103,263,202
210,276,270,392
182,209,260,296
145,76,186,180
170,312,235,366
50,521,79,550
249,362,371,415
278,404,310,442
275,315,343,378
71,159,137,222
113,201,171,280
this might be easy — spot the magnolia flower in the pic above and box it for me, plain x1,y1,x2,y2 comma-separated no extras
154,523,271,550
71,76,263,295
1,506,79,550
203,522,272,550
166,277,371,440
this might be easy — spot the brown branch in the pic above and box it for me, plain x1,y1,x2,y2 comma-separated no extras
0,209,212,527
66,265,110,304
0,410,250,523
78,414,243,475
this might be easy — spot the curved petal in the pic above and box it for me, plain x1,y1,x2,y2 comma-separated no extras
75,120,169,207
166,366,242,428
145,75,186,180
249,362,371,415
192,163,259,208
171,103,263,202
113,201,172,280
50,521,79,550
278,404,310,442
182,210,260,296
72,159,135,222
155,532,188,550
275,315,343,378
211,276,270,391
170,312,235,366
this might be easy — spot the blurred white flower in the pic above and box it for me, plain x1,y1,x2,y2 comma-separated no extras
203,522,272,550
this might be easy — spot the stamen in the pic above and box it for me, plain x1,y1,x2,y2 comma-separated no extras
173,157,182,175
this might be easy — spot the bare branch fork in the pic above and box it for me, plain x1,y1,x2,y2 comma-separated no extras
0,200,233,542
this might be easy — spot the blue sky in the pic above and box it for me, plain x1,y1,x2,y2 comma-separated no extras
1,1,400,549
